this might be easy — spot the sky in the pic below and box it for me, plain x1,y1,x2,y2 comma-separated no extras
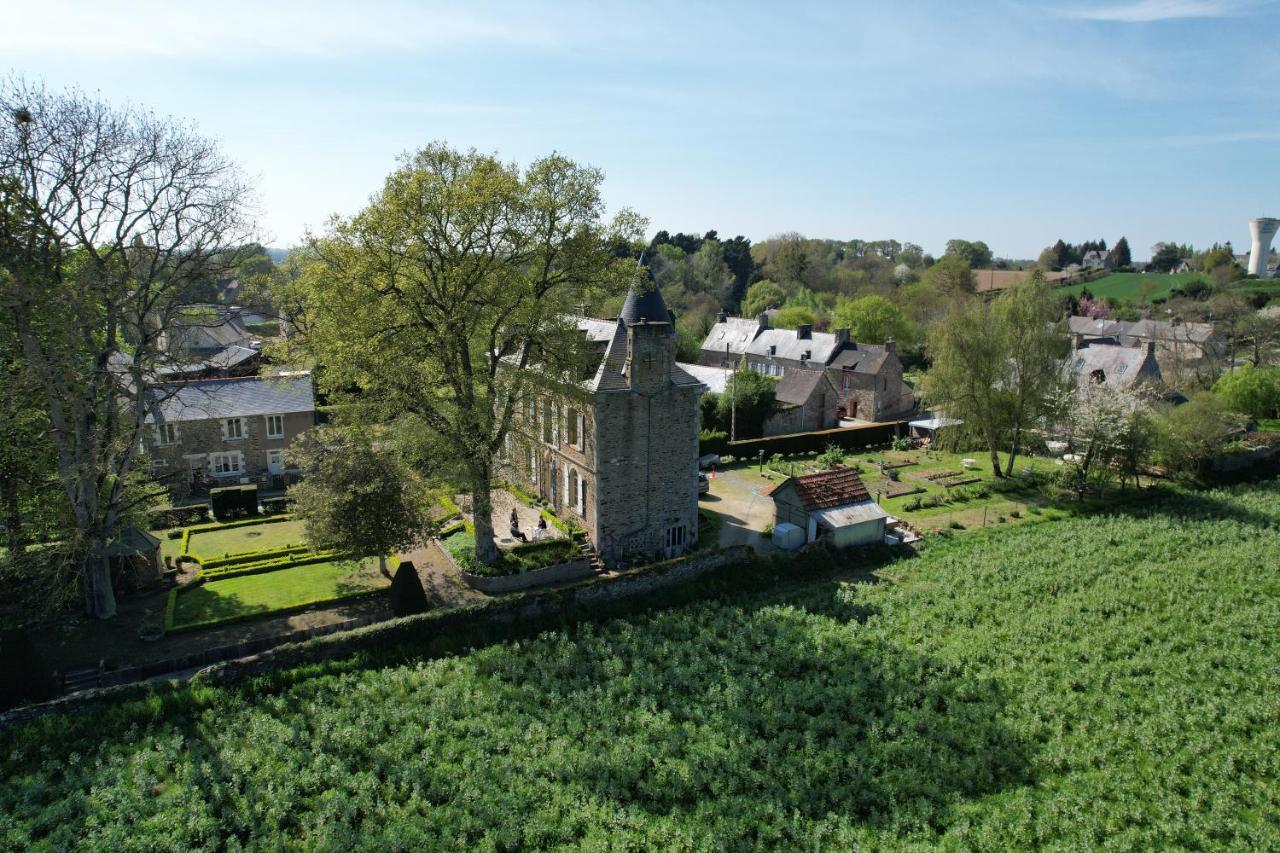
3,0,1278,260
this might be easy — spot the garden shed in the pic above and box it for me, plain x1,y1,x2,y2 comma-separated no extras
768,467,889,547
107,526,162,592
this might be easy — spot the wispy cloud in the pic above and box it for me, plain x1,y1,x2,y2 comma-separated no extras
0,0,556,58
1066,0,1255,22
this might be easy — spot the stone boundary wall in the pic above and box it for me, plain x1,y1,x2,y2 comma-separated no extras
2,546,753,728
460,558,595,593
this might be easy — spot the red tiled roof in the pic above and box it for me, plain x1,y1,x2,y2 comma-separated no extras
786,467,871,511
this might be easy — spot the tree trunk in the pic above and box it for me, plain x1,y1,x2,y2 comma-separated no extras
0,475,24,558
85,548,117,620
1004,426,1021,478
988,439,1004,479
468,465,500,566
378,553,390,579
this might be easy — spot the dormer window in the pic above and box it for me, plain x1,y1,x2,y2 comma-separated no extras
768,344,777,356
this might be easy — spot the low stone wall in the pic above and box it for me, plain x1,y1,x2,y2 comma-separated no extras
2,545,756,727
461,558,595,593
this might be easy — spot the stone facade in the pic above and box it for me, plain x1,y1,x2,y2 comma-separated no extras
825,342,915,422
764,368,841,436
142,375,317,499
504,284,705,567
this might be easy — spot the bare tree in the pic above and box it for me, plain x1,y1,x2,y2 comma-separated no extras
0,78,252,618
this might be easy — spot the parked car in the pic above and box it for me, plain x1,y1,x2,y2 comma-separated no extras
697,471,710,495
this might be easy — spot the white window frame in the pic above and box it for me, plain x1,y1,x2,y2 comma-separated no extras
266,448,284,472
577,474,586,516
223,417,245,441
264,414,285,438
153,422,179,446
210,451,243,475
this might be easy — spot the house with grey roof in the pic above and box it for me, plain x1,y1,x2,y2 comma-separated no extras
158,305,264,379
763,367,842,436
142,373,317,498
502,279,706,566
697,311,915,424
1066,339,1163,391
1068,314,1225,365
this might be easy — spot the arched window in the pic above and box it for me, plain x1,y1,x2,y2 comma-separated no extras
568,469,579,516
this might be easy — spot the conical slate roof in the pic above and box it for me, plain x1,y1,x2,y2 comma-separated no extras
619,263,672,327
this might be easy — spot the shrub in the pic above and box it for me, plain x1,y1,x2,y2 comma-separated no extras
699,429,729,456
210,485,259,521
146,505,209,530
891,436,912,452
815,443,845,470
949,520,965,530
262,496,292,515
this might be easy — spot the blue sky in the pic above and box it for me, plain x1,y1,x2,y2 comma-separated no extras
4,0,1278,259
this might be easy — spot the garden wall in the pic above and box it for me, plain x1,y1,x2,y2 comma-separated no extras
460,558,595,593
2,546,761,727
727,421,902,458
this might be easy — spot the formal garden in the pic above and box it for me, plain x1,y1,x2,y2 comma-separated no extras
164,515,389,633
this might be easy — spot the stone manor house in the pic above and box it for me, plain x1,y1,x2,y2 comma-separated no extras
501,282,706,567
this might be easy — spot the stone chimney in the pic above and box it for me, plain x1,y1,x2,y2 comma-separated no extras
756,312,770,330
796,323,813,340
1073,333,1085,351
884,338,896,353
717,310,728,324
833,328,850,346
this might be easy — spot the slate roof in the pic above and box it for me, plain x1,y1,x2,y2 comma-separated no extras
779,467,872,512
774,367,829,406
828,344,889,374
746,327,841,365
106,526,161,557
1067,343,1160,389
145,374,315,424
1068,315,1218,346
589,322,704,393
576,317,618,343
676,362,731,394
170,311,251,354
619,270,673,327
699,316,763,357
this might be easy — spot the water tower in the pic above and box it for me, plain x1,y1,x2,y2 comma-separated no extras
1249,217,1279,276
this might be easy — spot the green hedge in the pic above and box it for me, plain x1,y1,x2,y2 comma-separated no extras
197,551,343,581
699,429,730,456
438,494,462,518
196,543,313,570
728,422,900,458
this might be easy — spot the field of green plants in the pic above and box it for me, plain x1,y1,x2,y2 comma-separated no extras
3,482,1277,848
1055,271,1207,301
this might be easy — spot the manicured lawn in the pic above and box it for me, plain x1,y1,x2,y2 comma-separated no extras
170,558,387,630
185,518,307,560
1055,271,1207,302
4,482,1277,848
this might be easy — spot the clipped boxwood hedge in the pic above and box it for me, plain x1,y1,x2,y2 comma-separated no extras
197,551,343,582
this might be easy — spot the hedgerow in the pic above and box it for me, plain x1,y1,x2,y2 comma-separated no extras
2,482,1278,848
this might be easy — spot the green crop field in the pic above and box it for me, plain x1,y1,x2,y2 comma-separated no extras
170,558,387,630
3,483,1278,848
1055,271,1208,302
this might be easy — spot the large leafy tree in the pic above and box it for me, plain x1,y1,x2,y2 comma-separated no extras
832,294,911,346
290,143,640,566
943,239,993,269
924,278,1066,476
919,255,975,298
0,79,251,618
741,280,785,317
288,431,428,577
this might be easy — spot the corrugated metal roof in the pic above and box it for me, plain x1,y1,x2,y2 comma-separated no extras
146,374,315,423
814,501,889,529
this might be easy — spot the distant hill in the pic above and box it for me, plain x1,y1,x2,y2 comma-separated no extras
265,247,289,264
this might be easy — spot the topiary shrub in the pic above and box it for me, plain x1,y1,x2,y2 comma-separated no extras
389,561,430,616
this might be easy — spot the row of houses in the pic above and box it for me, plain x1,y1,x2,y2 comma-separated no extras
688,312,916,435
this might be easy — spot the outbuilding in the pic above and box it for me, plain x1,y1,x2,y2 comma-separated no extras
766,467,889,547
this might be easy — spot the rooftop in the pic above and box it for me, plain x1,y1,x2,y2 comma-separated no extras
146,374,315,424
779,467,872,512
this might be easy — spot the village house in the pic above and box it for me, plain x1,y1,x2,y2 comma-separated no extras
142,373,317,499
502,282,706,566
1068,315,1225,364
697,313,915,424
1066,336,1164,391
766,467,889,547
764,368,842,436
157,305,264,380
